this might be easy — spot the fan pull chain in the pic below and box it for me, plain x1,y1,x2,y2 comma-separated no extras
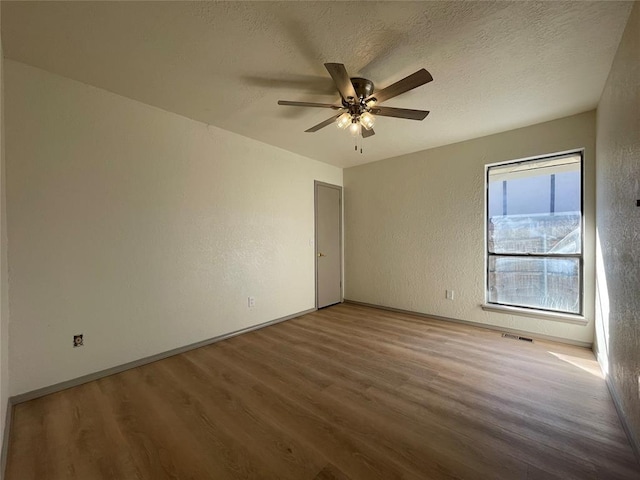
354,133,364,154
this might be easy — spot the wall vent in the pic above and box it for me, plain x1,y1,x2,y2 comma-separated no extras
502,333,533,343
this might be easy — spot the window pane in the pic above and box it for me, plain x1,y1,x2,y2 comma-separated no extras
488,256,580,314
487,155,581,255
488,214,581,254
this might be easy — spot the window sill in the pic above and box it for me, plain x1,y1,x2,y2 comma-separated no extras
481,303,588,325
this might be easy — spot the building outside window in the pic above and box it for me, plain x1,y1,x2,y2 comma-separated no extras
486,151,583,315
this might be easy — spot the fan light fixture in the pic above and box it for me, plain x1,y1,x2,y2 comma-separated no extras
336,112,351,129
349,120,361,137
337,112,375,133
359,112,375,130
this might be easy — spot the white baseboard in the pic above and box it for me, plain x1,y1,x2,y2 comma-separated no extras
343,299,592,348
601,362,640,466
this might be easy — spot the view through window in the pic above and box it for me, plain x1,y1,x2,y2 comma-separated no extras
486,152,583,315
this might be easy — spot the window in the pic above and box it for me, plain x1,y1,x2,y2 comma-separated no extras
486,152,583,316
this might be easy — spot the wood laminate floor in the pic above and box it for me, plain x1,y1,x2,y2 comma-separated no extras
6,303,640,479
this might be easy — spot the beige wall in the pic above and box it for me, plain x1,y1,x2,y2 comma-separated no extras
595,0,640,453
0,1,9,460
344,111,596,344
5,60,342,396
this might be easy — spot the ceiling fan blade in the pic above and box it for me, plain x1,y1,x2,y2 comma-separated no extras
366,69,433,104
305,114,340,133
278,100,341,109
324,63,358,103
362,128,375,138
370,106,430,121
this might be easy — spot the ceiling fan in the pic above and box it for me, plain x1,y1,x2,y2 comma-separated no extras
278,63,433,139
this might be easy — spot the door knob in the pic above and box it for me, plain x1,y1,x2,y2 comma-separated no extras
317,252,326,257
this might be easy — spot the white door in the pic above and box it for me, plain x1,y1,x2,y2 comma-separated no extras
315,182,342,308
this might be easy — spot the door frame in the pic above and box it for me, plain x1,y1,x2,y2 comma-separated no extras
314,181,343,309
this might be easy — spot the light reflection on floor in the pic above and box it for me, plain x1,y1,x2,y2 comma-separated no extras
548,350,605,379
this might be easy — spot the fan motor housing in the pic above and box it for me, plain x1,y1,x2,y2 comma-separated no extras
350,77,374,100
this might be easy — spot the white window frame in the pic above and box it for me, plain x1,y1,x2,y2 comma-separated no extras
483,149,585,323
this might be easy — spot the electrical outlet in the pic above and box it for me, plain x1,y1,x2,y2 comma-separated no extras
248,296,255,308
73,334,84,348
446,290,455,300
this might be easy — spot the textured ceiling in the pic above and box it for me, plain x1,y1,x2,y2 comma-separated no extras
1,1,633,168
